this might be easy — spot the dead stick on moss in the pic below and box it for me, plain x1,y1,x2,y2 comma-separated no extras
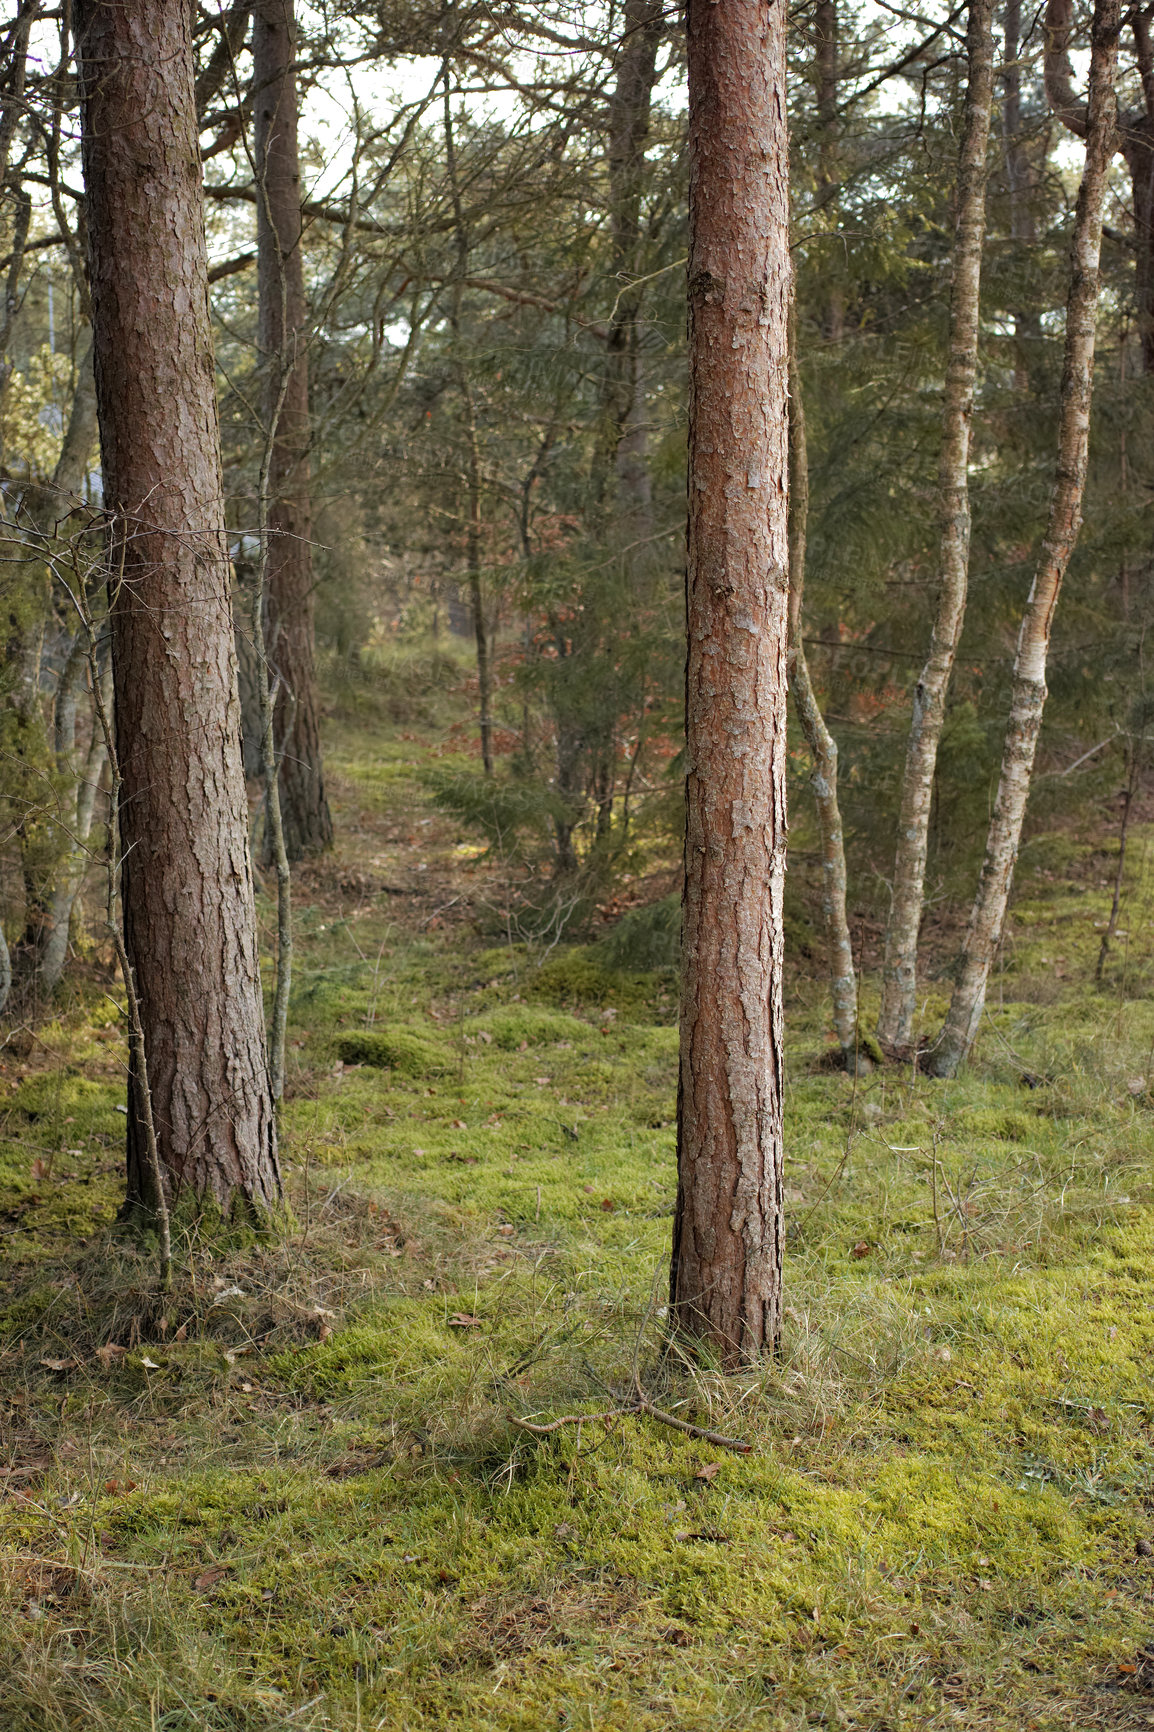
511,1400,752,1455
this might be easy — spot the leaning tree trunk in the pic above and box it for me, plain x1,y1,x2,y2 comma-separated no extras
255,0,333,862
877,0,996,1057
670,0,790,1367
75,0,280,1214
787,330,859,1063
930,0,1118,1077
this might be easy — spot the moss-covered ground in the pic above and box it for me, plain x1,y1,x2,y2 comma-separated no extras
2,642,1154,1729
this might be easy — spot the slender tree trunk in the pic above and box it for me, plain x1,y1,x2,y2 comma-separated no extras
931,0,1119,1076
463,374,493,777
443,70,494,775
593,0,664,507
1095,737,1139,981
814,0,844,341
36,641,110,997
75,0,280,1214
787,331,859,1062
670,0,790,1367
1003,0,1040,388
877,0,996,1056
254,0,332,862
25,345,104,996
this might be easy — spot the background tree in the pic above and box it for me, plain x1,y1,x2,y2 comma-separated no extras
931,0,1120,1075
254,0,333,861
877,0,996,1057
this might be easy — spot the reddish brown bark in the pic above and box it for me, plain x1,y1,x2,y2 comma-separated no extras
670,0,790,1366
254,0,332,861
75,0,280,1214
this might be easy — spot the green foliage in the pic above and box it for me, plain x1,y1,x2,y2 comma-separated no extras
591,892,681,971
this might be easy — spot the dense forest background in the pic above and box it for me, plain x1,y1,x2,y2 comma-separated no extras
3,0,1151,997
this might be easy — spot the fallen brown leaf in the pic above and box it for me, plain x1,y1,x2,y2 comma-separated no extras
192,1564,232,1591
694,1461,722,1482
39,1358,75,1373
94,1344,126,1368
447,1313,482,1328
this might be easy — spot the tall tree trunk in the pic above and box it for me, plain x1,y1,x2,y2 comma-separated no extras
24,344,104,997
1003,0,1040,388
254,0,332,862
814,0,844,341
670,0,790,1367
75,0,280,1214
592,0,664,509
443,70,494,775
787,329,859,1062
931,0,1118,1077
1045,0,1152,372
877,0,996,1056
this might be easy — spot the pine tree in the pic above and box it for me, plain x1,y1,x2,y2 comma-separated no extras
75,0,281,1214
670,0,790,1365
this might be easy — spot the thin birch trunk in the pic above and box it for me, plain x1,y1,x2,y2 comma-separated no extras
930,0,1119,1076
787,330,859,1062
877,0,996,1055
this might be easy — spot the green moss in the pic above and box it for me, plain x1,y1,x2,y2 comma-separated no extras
335,1025,454,1076
471,1006,592,1048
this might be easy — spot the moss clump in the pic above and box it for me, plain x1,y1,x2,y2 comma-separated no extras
335,1026,453,1076
472,1007,591,1049
528,947,670,1016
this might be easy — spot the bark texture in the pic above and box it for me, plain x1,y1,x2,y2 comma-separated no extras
670,0,790,1366
931,0,1118,1076
75,0,280,1212
787,333,858,1060
876,0,996,1055
255,0,332,862
1045,0,1154,371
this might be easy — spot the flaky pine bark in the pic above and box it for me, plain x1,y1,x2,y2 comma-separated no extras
877,0,996,1056
787,331,858,1061
1045,0,1154,371
255,0,332,861
75,0,280,1213
670,0,790,1367
931,0,1118,1076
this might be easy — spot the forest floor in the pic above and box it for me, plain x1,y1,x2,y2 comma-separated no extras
2,640,1154,1730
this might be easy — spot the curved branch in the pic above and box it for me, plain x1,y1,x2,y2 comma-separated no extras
1044,0,1089,136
